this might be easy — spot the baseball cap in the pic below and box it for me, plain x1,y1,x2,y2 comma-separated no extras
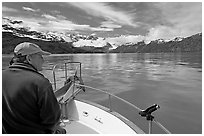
14,42,51,56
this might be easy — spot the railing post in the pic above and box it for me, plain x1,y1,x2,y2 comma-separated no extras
65,63,67,80
149,120,152,134
80,63,82,79
53,68,56,90
109,94,112,112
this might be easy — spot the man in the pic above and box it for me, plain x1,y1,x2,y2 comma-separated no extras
2,42,70,133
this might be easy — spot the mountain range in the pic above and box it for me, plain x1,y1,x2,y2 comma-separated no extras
2,17,202,54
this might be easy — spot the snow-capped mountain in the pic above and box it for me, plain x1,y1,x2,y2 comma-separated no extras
3,23,66,42
173,37,184,42
3,17,197,51
2,18,101,44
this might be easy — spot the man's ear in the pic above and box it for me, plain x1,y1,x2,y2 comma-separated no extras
26,55,31,63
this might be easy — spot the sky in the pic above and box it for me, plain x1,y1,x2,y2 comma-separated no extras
2,2,202,45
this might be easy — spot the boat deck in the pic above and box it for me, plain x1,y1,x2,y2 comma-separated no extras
61,120,99,134
58,100,145,134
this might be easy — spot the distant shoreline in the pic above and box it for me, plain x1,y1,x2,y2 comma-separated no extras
2,51,202,56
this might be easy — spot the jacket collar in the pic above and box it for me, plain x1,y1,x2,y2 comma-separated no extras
9,63,44,77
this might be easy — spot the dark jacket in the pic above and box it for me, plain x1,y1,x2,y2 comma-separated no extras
2,63,61,134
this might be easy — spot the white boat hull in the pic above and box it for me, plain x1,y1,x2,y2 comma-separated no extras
60,99,144,134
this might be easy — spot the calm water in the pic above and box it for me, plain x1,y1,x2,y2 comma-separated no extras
2,52,202,134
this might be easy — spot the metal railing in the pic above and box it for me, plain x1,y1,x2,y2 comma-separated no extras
52,62,171,134
52,62,82,90
74,83,171,134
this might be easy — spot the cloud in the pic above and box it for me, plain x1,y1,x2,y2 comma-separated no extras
50,10,61,14
56,15,67,20
2,6,18,12
22,7,40,12
5,13,113,33
68,2,137,27
145,25,177,44
35,14,115,32
145,2,202,42
91,27,113,32
100,21,122,29
49,20,90,31
2,2,201,47
42,14,57,20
